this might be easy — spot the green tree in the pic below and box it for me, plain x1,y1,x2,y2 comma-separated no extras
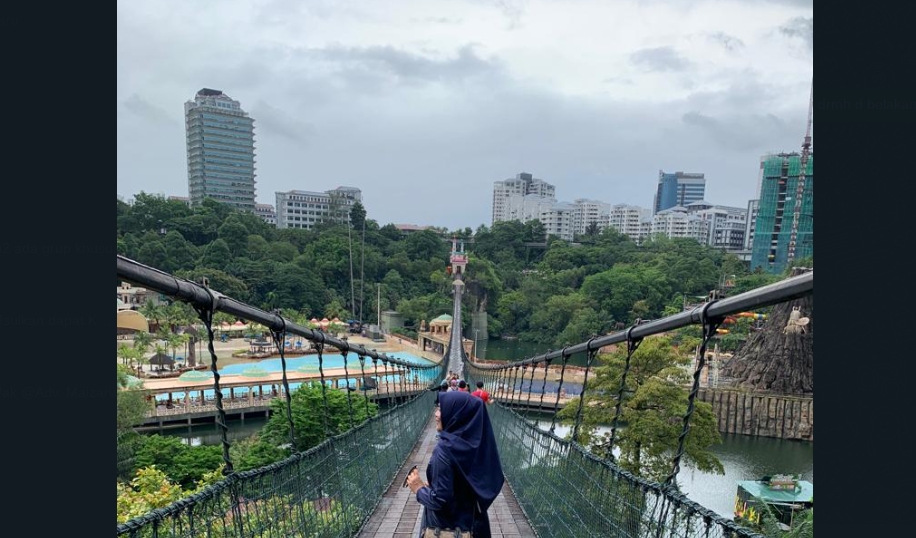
261,385,378,452
558,336,723,483
200,238,231,270
133,435,224,488
217,217,249,256
350,201,367,230
162,231,196,272
137,240,168,269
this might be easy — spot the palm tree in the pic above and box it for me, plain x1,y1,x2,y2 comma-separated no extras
140,301,166,331
117,344,139,368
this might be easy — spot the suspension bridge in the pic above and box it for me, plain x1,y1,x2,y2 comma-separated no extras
116,254,813,537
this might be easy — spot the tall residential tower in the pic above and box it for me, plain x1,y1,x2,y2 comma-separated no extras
185,88,256,211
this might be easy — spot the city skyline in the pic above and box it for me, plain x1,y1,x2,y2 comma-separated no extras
118,0,813,229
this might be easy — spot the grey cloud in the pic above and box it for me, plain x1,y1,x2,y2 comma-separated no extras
250,101,316,144
682,110,789,151
122,94,174,124
630,46,692,72
779,17,813,51
708,32,745,52
309,44,503,85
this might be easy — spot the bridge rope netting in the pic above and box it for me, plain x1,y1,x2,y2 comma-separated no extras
117,256,445,538
463,272,812,538
118,254,812,538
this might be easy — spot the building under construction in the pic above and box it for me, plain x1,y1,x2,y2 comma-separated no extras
750,152,814,273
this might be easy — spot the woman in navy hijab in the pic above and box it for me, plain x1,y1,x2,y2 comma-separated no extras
406,391,504,537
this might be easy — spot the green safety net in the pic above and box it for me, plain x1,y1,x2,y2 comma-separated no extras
465,362,765,538
117,385,440,537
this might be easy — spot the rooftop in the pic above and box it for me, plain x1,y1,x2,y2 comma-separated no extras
738,480,813,504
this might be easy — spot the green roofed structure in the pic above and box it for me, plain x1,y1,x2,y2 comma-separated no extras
735,476,813,527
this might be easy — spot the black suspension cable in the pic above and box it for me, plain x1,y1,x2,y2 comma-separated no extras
666,302,723,487
315,341,332,438
270,310,297,449
340,344,355,429
358,353,371,417
572,336,600,444
194,282,234,474
549,346,570,434
607,327,642,459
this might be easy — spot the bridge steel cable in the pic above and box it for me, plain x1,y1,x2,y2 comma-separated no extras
116,256,444,538
462,270,810,538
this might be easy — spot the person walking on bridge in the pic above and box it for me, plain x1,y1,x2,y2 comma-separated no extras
406,391,503,538
471,381,491,405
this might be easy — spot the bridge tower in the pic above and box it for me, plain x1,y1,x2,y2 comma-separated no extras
450,236,468,277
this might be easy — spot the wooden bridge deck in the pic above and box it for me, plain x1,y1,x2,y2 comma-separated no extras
358,414,536,538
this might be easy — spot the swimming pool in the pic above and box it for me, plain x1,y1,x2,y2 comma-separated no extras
155,351,435,402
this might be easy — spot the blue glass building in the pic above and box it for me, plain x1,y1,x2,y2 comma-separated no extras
185,89,256,212
653,171,706,214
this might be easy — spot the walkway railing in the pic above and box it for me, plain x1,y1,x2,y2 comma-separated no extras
464,270,813,538
117,256,445,537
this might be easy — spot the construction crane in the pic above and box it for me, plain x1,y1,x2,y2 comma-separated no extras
787,82,813,263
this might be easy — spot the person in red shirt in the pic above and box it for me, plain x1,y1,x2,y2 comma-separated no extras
457,380,469,392
471,381,491,405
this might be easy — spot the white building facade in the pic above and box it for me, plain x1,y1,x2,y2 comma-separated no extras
572,199,611,236
275,187,362,230
608,204,652,242
649,206,710,243
539,203,576,242
492,172,556,224
254,203,277,226
685,201,748,251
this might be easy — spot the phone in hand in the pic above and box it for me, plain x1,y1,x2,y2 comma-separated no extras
403,465,418,488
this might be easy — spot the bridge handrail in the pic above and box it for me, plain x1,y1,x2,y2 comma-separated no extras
472,270,813,370
117,255,436,370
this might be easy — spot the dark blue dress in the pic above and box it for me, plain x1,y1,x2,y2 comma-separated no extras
415,391,502,538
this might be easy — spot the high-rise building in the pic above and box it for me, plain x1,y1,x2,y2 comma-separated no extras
275,187,362,230
539,203,576,242
653,171,706,214
492,172,556,224
649,206,710,243
572,199,611,236
750,153,814,273
608,204,652,242
185,89,256,211
504,193,557,223
686,201,747,251
255,203,277,227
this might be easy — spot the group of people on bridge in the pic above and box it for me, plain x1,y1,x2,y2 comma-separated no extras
404,373,500,537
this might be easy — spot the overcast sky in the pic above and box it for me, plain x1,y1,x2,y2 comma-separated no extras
117,0,813,230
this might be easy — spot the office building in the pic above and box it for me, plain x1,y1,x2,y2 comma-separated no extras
653,171,706,214
185,88,256,211
275,187,362,230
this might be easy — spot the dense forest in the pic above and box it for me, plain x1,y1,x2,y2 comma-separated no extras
117,193,773,347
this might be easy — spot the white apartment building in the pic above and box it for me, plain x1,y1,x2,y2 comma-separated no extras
685,201,747,251
649,206,710,243
608,204,652,242
572,199,611,236
539,203,576,242
492,172,556,224
504,193,558,223
275,186,362,229
254,203,277,226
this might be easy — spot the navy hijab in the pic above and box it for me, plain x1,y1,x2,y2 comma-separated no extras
437,391,504,512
